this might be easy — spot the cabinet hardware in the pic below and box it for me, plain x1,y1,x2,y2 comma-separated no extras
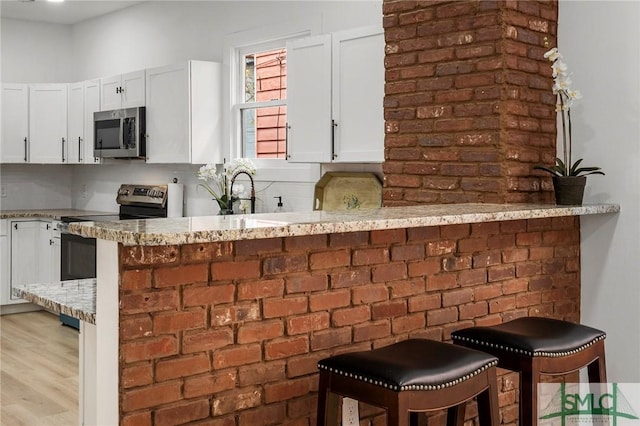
331,120,338,160
78,137,82,162
50,239,54,245
23,137,28,162
47,224,51,230
285,123,291,159
13,223,18,230
61,137,66,162
116,87,121,94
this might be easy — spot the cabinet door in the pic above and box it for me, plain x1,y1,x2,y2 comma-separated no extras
38,221,54,283
0,220,10,305
100,75,122,111
29,84,68,164
68,82,84,164
10,220,40,303
1,83,29,163
84,79,101,163
50,236,61,282
332,26,385,163
286,35,332,163
145,62,190,163
121,70,146,108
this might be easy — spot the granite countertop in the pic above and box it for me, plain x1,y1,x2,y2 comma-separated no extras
67,203,620,246
13,279,96,324
0,209,117,220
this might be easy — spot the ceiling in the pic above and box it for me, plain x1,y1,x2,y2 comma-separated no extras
1,1,144,25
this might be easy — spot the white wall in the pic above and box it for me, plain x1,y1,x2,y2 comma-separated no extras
1,1,382,215
559,1,640,381
1,19,72,83
0,165,72,210
70,1,382,81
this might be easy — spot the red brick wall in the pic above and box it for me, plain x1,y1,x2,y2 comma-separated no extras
118,216,580,425
255,50,287,158
382,0,558,205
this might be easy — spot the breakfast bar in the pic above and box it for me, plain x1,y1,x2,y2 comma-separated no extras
62,203,618,425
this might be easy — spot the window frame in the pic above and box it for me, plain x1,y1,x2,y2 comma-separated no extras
222,20,322,182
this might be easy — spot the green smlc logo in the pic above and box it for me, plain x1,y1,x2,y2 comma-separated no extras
540,383,640,425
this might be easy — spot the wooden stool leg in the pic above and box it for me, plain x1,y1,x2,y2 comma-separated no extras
446,404,465,426
409,412,425,426
587,341,607,383
477,368,500,426
388,396,410,426
519,361,540,426
316,372,339,426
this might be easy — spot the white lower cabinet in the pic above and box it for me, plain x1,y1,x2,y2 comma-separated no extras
0,220,10,304
1,219,60,306
145,60,222,164
286,25,385,163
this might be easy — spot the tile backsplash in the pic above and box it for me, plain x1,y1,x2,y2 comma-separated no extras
0,162,382,215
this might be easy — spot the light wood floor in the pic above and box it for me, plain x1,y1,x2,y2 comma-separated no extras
1,311,79,425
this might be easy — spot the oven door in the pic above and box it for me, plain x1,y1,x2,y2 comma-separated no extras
61,232,96,281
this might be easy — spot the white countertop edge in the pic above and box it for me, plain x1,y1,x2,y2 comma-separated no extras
13,279,96,324
66,203,620,246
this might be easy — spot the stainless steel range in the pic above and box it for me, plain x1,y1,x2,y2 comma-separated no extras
58,184,169,328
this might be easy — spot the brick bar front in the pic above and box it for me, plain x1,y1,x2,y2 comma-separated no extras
118,216,580,426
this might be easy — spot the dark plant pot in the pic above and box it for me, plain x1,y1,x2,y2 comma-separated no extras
552,176,587,205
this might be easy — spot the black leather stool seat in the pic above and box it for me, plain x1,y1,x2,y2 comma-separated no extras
451,317,606,357
317,338,501,426
318,339,498,391
451,317,607,426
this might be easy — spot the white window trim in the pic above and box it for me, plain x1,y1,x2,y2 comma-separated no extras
222,18,322,183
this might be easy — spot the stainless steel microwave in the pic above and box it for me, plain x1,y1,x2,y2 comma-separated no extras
94,107,146,159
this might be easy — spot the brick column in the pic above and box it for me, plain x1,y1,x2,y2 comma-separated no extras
382,0,558,205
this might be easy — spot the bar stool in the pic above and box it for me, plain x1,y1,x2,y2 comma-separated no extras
451,317,607,426
316,339,500,426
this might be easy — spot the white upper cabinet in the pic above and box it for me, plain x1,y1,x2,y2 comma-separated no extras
332,26,385,163
67,82,84,164
29,84,68,164
84,79,101,163
145,61,221,164
286,35,333,163
1,83,29,163
286,26,385,163
100,70,145,111
68,80,102,164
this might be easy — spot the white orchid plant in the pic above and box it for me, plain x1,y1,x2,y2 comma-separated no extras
534,48,604,177
197,158,256,213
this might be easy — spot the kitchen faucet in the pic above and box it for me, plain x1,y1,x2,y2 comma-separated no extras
229,171,256,214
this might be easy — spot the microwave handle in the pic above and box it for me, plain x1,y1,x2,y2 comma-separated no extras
120,117,125,149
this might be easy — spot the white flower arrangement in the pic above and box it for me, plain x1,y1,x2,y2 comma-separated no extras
535,48,604,177
197,158,257,212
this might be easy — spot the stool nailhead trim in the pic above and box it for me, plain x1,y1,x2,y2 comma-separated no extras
317,360,498,392
450,334,606,358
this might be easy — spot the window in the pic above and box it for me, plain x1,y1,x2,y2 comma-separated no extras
237,45,287,159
